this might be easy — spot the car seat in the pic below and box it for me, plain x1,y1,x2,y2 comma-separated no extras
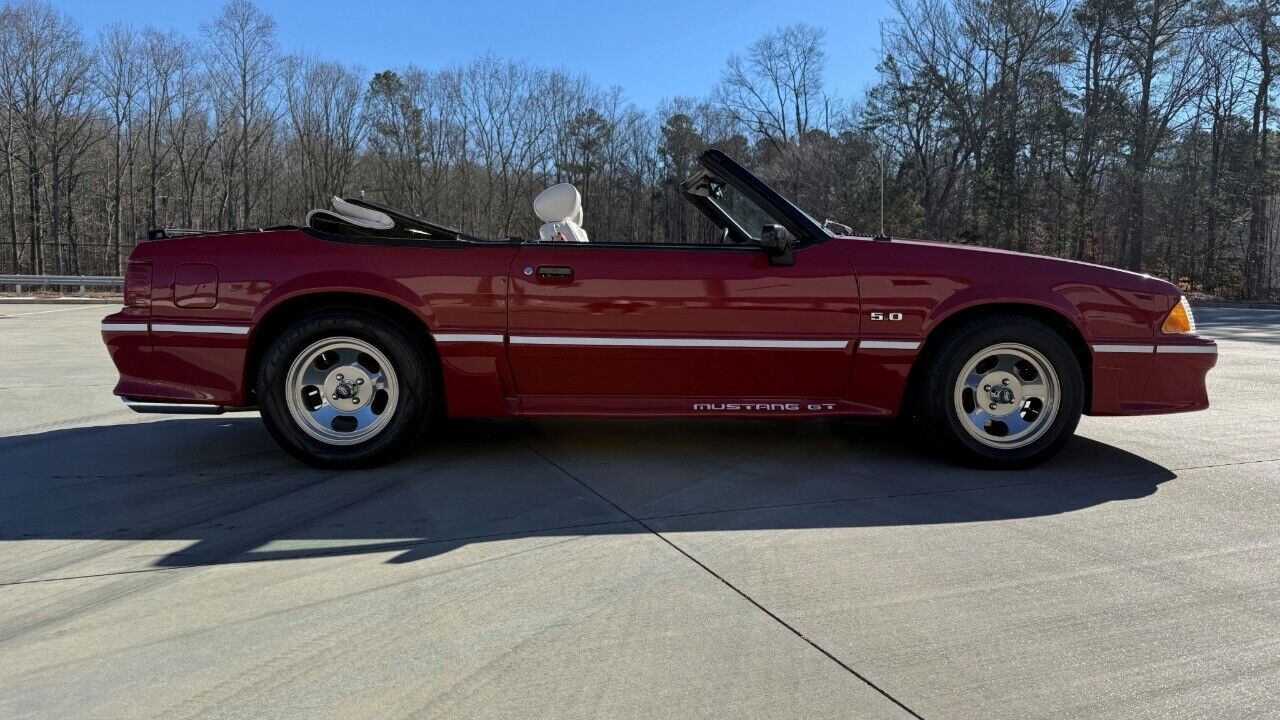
534,184,589,242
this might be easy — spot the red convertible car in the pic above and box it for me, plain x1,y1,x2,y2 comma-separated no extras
101,150,1215,468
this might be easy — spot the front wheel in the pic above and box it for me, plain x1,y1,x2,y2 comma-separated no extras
257,310,434,468
916,316,1083,468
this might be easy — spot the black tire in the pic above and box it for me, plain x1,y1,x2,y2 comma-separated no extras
257,309,434,468
915,315,1083,468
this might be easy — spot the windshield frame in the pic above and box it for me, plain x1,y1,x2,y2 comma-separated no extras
681,149,829,247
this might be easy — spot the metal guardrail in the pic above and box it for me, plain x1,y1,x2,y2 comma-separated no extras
0,274,124,293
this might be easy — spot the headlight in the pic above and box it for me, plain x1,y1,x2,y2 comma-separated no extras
1161,295,1196,334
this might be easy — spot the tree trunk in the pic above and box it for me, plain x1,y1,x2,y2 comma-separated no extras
27,144,40,275
66,160,80,275
1125,27,1158,272
50,147,62,275
1248,17,1272,298
1205,106,1223,294
111,126,123,274
4,126,18,273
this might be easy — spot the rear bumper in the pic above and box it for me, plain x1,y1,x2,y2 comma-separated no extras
1089,338,1217,415
102,311,253,407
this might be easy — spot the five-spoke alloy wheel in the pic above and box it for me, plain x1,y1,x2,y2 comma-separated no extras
284,337,400,446
918,315,1083,468
952,343,1060,450
258,310,433,468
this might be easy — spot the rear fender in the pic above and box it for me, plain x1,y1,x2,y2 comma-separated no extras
252,272,436,328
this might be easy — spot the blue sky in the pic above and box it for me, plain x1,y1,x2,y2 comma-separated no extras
56,0,894,108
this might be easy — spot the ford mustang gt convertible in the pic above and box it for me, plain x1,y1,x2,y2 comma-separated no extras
101,150,1216,468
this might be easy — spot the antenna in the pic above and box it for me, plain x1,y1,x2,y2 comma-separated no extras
879,147,886,238
874,143,889,240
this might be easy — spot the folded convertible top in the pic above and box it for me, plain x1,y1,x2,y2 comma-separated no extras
306,197,395,230
305,197,479,241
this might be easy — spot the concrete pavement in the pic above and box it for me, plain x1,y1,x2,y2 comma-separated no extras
0,303,1276,719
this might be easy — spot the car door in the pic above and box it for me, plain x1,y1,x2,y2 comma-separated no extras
506,239,860,413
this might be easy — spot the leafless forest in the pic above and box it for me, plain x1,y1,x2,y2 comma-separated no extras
1,0,1277,299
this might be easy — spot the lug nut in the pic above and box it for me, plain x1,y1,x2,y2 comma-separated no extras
336,373,344,381
352,397,360,405
983,384,991,391
1002,378,1009,385
356,378,364,385
989,403,996,410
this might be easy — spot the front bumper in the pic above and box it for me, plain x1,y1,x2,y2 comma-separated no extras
1089,338,1217,415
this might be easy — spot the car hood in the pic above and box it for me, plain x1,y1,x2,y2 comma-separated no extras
853,235,1176,294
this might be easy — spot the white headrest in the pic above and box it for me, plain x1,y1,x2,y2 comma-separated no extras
534,183,582,223
329,196,394,230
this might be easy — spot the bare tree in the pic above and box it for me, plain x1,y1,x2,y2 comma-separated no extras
140,27,184,230
451,56,554,236
0,3,21,271
203,0,277,227
1198,18,1249,291
95,22,143,272
1066,0,1129,261
165,43,215,228
716,23,828,150
1230,0,1279,296
283,56,365,208
3,1,92,273
1118,0,1207,270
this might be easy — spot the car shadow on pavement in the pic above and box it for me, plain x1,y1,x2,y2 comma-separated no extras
0,416,1177,573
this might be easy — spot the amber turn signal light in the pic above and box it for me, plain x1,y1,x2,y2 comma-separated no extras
1161,296,1196,334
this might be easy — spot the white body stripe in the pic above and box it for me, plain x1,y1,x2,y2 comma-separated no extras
1093,343,1218,355
151,323,250,335
105,323,1220,358
858,340,921,351
508,335,849,349
1156,344,1218,354
434,333,505,343
1092,344,1154,353
101,322,148,333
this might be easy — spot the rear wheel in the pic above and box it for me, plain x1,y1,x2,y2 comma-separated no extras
257,310,433,468
916,315,1083,468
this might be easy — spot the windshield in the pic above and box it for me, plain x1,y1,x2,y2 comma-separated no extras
704,179,779,242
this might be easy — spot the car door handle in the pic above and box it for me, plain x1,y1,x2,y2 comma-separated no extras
536,265,574,282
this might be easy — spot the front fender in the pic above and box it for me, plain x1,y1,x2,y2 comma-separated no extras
923,281,1092,343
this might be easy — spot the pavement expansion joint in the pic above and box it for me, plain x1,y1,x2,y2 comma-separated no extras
520,438,930,720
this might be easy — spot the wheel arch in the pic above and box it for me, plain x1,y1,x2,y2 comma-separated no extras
906,301,1093,414
244,291,444,409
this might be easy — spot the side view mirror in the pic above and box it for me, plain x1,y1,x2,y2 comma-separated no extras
760,224,795,266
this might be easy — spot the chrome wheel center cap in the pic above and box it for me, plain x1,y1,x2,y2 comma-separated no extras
981,371,1021,416
323,366,368,411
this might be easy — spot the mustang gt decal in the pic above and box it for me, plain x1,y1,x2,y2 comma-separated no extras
693,402,839,412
